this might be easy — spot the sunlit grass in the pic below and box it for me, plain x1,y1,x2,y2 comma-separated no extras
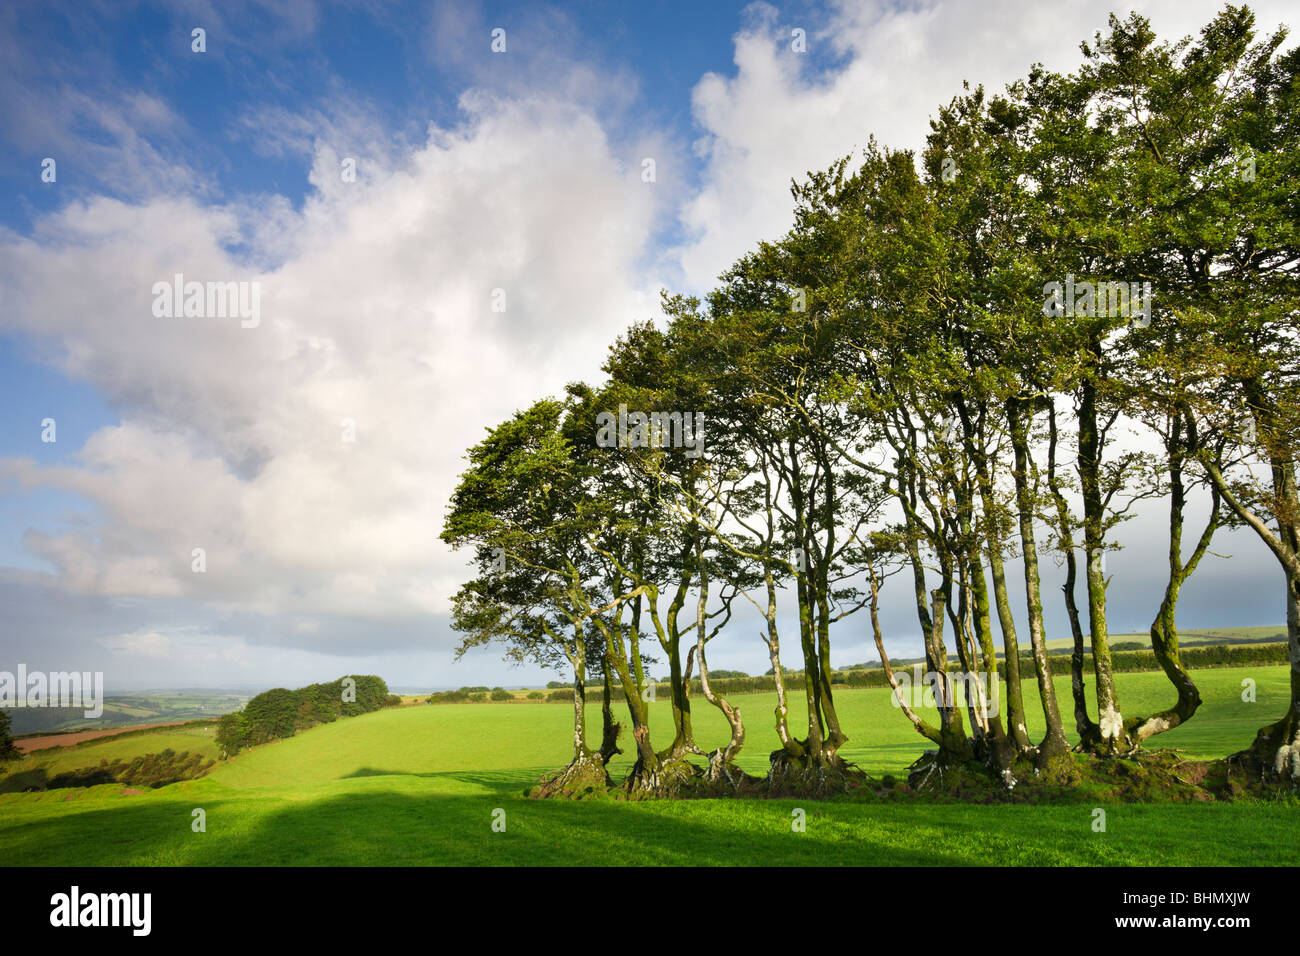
0,666,1293,866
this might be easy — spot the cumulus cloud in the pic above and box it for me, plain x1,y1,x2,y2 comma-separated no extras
0,0,1293,687
99,630,173,658
674,0,1300,290
0,91,666,645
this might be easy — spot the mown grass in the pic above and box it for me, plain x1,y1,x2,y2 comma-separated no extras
0,666,1295,867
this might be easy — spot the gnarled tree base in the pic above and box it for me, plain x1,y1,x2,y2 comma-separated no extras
692,750,766,796
620,755,703,800
526,746,1292,802
1228,710,1300,785
528,754,611,799
905,747,1300,802
766,749,867,799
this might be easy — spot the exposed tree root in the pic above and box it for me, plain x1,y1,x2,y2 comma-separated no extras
528,754,610,799
620,755,702,800
527,743,1299,802
904,747,1299,802
766,749,867,799
1230,710,1300,785
692,749,766,796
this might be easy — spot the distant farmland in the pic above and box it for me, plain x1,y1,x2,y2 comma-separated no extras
7,691,248,736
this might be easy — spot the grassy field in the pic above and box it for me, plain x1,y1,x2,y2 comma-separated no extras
1,666,1296,866
1041,625,1288,653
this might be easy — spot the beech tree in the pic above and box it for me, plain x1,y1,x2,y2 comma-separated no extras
442,4,1299,796
442,398,634,793
1073,6,1299,773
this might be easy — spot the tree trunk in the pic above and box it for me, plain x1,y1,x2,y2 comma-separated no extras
571,638,587,762
763,562,801,757
1195,390,1300,780
869,566,942,745
1251,569,1300,778
969,404,1031,754
599,656,622,764
1047,403,1100,747
1008,399,1069,763
926,589,973,763
1078,374,1128,752
1129,431,1212,744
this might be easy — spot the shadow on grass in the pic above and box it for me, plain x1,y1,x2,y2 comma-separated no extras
0,787,1024,866
4,780,1293,867
339,767,556,796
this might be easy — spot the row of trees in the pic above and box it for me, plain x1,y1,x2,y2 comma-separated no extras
216,675,396,756
442,7,1299,796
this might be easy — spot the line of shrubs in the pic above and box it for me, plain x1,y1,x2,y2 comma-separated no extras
427,686,516,703
1028,641,1289,676
216,675,397,756
47,749,215,790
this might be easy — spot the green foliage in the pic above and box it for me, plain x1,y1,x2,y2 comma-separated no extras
43,749,215,790
427,690,469,704
0,710,20,764
216,676,392,756
432,5,1299,767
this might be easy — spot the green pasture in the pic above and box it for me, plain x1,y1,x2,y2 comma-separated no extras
1,666,1294,867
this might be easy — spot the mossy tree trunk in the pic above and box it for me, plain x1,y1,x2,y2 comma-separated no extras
1201,425,1300,779
1130,416,1216,744
1008,398,1070,763
964,398,1032,756
1078,371,1128,753
599,656,622,764
1046,403,1101,748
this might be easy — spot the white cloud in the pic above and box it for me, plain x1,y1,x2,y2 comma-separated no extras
1,0,1292,684
98,630,173,657
0,91,667,634
673,0,1299,291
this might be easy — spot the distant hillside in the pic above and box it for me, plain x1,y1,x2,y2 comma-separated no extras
7,691,248,736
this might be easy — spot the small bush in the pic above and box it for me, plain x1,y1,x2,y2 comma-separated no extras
427,690,469,704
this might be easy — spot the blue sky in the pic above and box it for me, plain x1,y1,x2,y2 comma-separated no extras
0,0,1294,693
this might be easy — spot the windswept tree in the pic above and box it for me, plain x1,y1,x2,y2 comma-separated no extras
703,222,893,790
441,4,1300,798
442,398,632,794
1072,6,1299,772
